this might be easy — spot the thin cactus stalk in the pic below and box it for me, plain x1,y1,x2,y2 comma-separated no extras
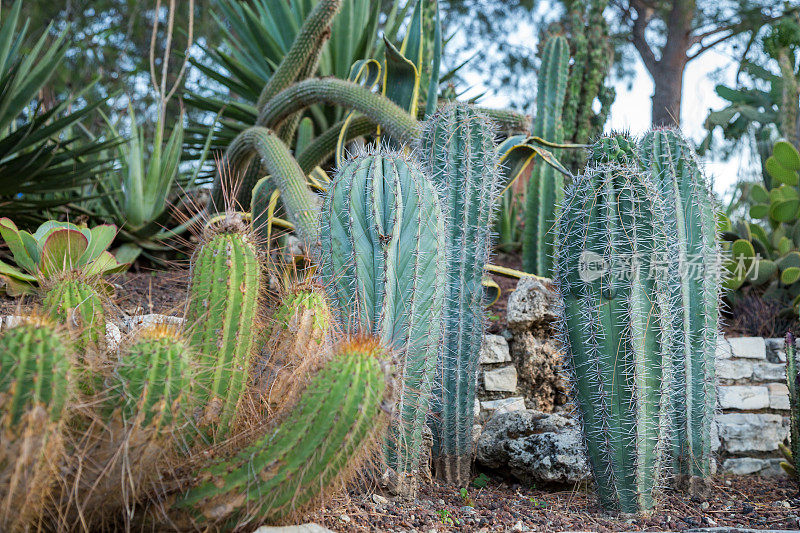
0,316,70,531
553,162,673,515
184,217,262,441
523,35,569,276
784,332,799,481
319,147,446,492
256,78,421,144
173,336,391,528
417,103,501,485
251,287,331,416
255,0,341,112
638,128,720,495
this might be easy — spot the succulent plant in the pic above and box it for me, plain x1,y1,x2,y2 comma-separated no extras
554,162,673,514
638,128,720,495
782,332,800,482
184,216,262,441
319,147,446,493
0,218,127,296
418,103,501,485
522,35,569,276
41,275,108,357
0,316,71,531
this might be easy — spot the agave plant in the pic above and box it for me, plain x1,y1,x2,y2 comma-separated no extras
0,0,117,225
0,218,127,295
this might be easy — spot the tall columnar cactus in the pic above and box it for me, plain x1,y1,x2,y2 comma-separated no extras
173,337,391,527
638,128,720,494
782,332,800,482
0,316,71,531
184,216,262,441
554,162,673,514
523,35,569,276
319,148,445,490
418,103,501,484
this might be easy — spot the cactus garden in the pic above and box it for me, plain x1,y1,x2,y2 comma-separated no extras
1,0,800,531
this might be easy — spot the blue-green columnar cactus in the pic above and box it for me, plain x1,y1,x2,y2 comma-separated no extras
523,35,569,276
781,332,799,482
318,147,446,492
418,103,501,485
638,128,720,495
554,162,674,514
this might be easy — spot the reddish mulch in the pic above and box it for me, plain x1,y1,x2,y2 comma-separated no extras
302,475,799,532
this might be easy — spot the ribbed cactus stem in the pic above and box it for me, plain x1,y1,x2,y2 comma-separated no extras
41,275,106,352
184,220,261,441
319,148,445,490
255,0,341,111
0,316,70,531
418,103,501,484
786,332,800,480
174,337,391,527
554,163,673,514
523,35,569,275
256,78,421,144
638,128,719,494
589,132,638,165
220,127,321,246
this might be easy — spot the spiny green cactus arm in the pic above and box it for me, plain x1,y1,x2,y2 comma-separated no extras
175,337,390,526
256,78,421,144
418,103,501,485
319,149,446,482
554,163,673,514
589,132,638,165
296,115,376,174
255,0,342,112
638,128,719,486
786,332,800,478
523,35,569,276
184,228,261,440
478,107,532,136
229,127,321,245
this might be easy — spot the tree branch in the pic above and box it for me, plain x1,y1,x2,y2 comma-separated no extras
629,0,657,74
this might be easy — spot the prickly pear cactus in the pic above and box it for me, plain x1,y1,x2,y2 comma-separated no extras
554,162,673,514
523,35,569,276
319,147,446,491
638,128,720,495
173,336,391,528
184,215,262,441
418,102,501,485
0,316,71,531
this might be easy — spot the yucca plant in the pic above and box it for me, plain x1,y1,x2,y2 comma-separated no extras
0,0,117,225
0,218,127,295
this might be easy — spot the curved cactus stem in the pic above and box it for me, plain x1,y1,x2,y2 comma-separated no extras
256,78,421,145
418,103,501,485
296,115,377,174
0,316,70,531
478,106,532,136
554,163,673,514
173,337,391,527
523,35,569,276
184,223,261,441
319,148,446,493
255,0,341,112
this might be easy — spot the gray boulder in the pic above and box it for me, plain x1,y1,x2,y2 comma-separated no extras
476,410,590,485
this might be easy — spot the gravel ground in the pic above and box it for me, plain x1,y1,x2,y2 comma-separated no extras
301,475,799,532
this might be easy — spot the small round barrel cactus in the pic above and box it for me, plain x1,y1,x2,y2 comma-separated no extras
0,316,71,531
184,215,262,441
554,162,674,515
319,147,446,493
41,274,107,354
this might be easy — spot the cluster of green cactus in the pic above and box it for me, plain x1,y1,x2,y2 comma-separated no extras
319,147,446,494
721,140,800,309
0,213,392,530
780,332,799,483
555,129,721,514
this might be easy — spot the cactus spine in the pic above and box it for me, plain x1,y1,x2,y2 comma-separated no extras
638,128,719,493
523,35,569,276
0,317,70,531
41,275,106,351
783,332,800,481
418,103,501,484
319,148,445,489
174,337,391,527
554,162,673,514
184,219,261,440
